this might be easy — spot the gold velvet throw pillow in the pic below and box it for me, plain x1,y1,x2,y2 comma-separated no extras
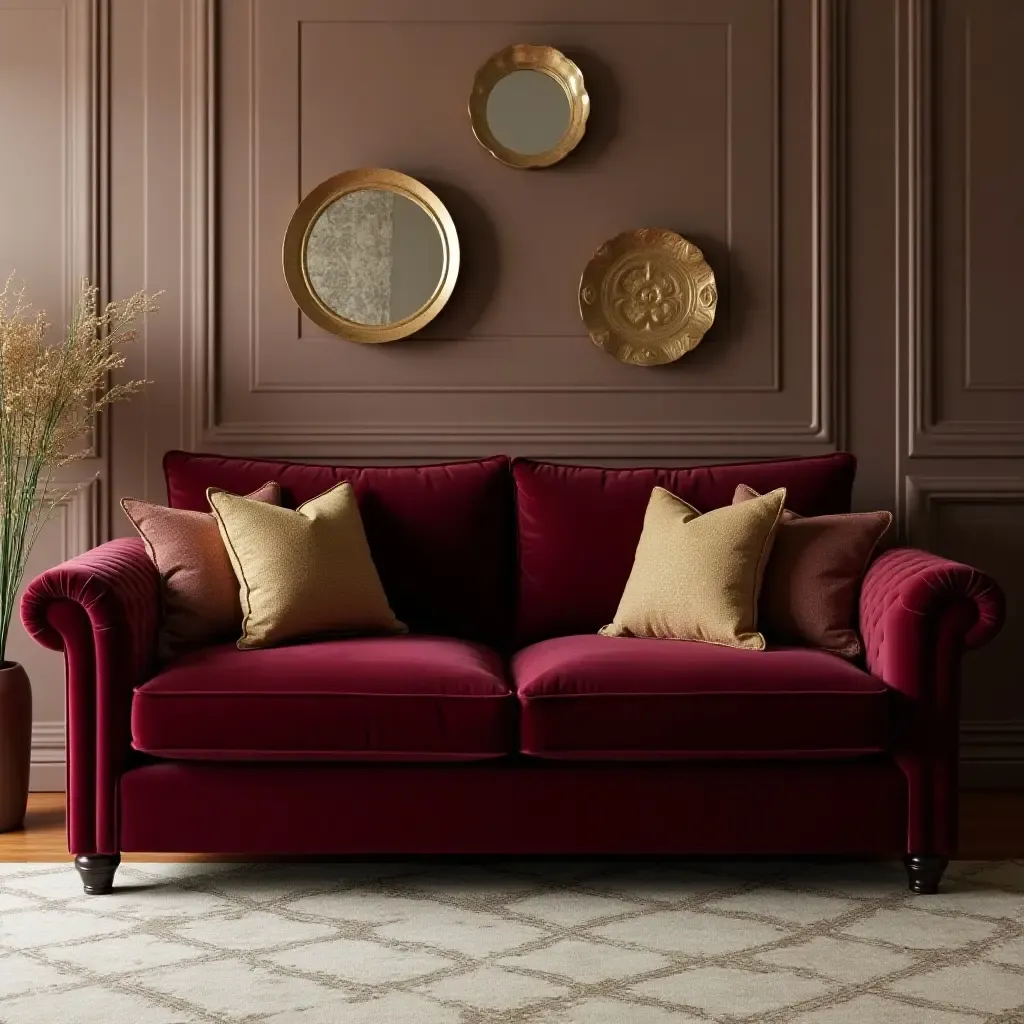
600,485,787,650
208,482,404,650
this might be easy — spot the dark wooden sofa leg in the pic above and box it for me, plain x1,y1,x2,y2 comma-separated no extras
74,854,121,895
905,855,948,894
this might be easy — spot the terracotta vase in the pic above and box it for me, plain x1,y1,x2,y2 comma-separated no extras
0,662,32,833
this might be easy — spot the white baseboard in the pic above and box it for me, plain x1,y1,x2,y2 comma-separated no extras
28,719,1024,793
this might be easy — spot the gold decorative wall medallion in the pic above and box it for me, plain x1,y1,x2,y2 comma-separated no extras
469,45,589,169
282,168,460,343
578,229,717,365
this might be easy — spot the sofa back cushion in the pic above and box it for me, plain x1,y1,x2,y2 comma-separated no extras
513,453,857,644
164,452,514,648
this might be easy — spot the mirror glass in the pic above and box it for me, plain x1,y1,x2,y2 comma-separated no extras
305,189,444,326
485,70,571,157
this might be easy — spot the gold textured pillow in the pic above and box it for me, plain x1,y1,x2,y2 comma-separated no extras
208,482,404,650
600,485,787,650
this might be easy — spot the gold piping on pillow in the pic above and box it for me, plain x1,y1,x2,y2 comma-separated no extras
208,482,404,649
600,485,787,649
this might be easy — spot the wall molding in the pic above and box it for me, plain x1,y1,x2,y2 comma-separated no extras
70,0,105,462
961,720,1024,789
33,476,102,558
904,0,943,457
258,2,784,401
186,0,846,458
904,473,1024,549
192,420,840,462
962,721,1024,762
90,0,112,483
30,721,66,792
26,479,99,793
906,0,1024,457
191,0,216,455
68,0,98,316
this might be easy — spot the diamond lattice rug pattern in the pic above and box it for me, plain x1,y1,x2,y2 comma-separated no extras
0,859,1022,1023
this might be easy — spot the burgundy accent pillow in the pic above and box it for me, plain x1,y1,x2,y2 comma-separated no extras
733,483,892,657
163,452,515,649
513,453,857,644
121,482,280,656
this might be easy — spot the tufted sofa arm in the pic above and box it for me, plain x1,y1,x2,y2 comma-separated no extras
21,538,160,854
859,547,1004,700
859,547,1004,856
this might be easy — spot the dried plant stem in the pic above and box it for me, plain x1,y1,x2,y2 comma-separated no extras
0,275,158,662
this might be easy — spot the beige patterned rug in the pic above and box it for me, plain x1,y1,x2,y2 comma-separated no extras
1,859,1022,1024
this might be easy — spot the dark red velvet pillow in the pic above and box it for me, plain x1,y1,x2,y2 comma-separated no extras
163,452,514,649
733,484,892,657
513,453,857,645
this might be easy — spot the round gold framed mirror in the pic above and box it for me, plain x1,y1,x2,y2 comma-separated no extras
469,45,589,169
282,168,460,343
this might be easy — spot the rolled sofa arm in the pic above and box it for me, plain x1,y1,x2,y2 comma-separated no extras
859,547,1004,856
859,547,1005,699
21,537,160,854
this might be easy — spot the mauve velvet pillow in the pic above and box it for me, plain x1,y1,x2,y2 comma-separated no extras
121,482,280,656
733,484,892,657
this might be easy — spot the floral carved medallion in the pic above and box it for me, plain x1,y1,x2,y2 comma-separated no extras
578,229,717,365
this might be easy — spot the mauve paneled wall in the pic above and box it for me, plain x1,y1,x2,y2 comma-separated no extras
1,0,1022,789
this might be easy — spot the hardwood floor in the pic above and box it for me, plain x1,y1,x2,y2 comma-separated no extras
0,793,67,862
1,791,1022,863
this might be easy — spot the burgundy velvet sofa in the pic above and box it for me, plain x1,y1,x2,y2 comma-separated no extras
22,452,1005,896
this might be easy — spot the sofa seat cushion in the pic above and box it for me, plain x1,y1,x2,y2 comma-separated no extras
132,636,515,761
512,635,890,760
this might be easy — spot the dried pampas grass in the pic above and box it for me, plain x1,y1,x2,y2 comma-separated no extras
0,274,158,659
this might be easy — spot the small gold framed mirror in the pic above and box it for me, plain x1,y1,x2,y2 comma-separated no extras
282,168,460,343
469,45,589,169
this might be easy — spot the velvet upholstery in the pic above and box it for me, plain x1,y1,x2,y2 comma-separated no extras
21,538,159,855
132,637,514,761
732,484,892,657
121,482,281,655
513,635,891,759
118,761,908,855
20,452,1005,867
514,453,857,643
859,548,1006,856
164,452,514,649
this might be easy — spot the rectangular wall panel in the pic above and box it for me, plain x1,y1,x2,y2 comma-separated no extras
204,0,839,459
0,0,100,792
913,0,1024,455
